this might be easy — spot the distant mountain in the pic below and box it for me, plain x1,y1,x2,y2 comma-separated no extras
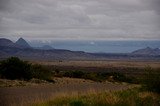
15,38,31,48
0,38,160,60
35,45,54,50
132,47,160,55
0,38,94,60
0,38,17,47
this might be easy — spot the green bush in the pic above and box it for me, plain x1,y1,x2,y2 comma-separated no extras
0,57,54,82
30,64,54,82
83,72,103,82
63,71,85,78
0,57,32,80
109,72,133,83
62,71,133,83
142,67,160,93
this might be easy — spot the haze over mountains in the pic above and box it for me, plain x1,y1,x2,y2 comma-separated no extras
0,38,160,60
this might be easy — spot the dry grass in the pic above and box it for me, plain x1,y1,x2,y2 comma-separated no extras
0,77,136,106
32,60,160,78
0,79,54,87
1,60,160,106
33,88,160,106
33,60,160,68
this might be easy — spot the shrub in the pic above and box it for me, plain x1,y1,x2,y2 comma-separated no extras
62,70,133,83
30,64,54,82
0,57,54,82
63,71,85,78
142,67,160,93
83,72,102,82
109,72,133,83
0,57,32,80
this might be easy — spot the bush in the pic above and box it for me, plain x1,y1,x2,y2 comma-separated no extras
109,72,133,83
0,57,54,82
142,67,160,93
62,71,133,83
83,72,103,82
0,57,32,80
63,71,85,78
30,64,54,82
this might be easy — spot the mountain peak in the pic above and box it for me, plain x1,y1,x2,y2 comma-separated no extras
132,47,160,55
19,37,24,40
0,38,16,47
15,38,31,48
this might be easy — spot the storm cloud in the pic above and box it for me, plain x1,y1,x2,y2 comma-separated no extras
0,0,160,40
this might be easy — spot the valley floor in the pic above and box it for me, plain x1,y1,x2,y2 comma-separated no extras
0,77,137,106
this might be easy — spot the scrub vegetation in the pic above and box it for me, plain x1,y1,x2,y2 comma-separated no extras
0,57,160,106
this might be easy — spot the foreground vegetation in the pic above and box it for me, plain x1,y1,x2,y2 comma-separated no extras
0,57,160,106
0,57,160,93
33,88,160,106
0,57,54,82
0,57,135,83
142,67,160,93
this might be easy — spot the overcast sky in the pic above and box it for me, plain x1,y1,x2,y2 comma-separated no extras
0,0,160,41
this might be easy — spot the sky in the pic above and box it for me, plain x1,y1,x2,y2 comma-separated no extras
0,0,160,41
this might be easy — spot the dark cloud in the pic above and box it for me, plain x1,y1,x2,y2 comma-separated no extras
0,0,10,11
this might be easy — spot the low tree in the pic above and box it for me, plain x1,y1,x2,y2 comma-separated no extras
0,57,32,80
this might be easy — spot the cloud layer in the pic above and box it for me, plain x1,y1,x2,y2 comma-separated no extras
0,0,160,40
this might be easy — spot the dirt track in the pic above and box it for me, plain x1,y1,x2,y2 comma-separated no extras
0,78,136,106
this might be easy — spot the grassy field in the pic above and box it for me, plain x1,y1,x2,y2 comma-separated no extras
0,78,136,106
33,88,160,106
33,60,160,68
32,60,160,80
0,59,160,106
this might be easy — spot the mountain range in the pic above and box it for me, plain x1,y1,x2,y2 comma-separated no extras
0,38,159,60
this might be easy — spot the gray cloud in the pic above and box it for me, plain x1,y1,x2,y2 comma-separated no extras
143,0,160,14
0,0,10,11
0,0,160,40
